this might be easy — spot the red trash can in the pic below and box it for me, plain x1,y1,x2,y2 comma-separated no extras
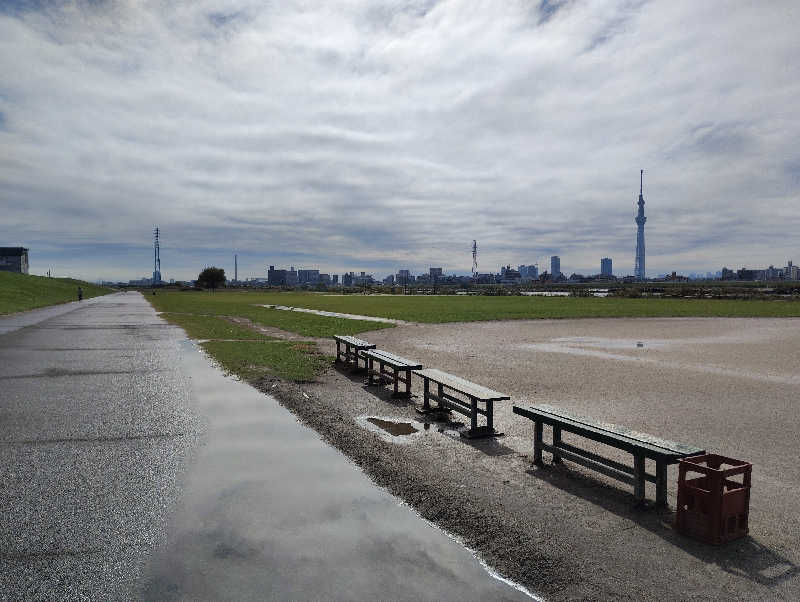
675,454,751,545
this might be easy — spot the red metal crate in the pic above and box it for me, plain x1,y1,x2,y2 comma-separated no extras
675,454,751,545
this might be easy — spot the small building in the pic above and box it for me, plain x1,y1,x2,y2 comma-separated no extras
0,247,29,274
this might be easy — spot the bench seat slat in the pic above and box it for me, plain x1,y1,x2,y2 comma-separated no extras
362,349,422,369
333,335,375,348
513,404,703,460
413,368,510,401
535,403,702,455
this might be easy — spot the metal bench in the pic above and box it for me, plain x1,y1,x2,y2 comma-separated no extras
361,349,422,398
414,368,510,439
513,404,705,506
333,335,376,372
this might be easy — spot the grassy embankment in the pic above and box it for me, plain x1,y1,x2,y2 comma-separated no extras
148,291,391,382
0,271,111,314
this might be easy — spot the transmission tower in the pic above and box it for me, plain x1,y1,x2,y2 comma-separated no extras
471,240,478,277
153,227,162,285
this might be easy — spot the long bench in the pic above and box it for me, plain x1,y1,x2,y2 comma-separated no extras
513,404,705,506
362,349,423,398
333,335,376,372
414,368,510,439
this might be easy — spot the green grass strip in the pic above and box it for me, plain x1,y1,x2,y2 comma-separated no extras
148,291,391,337
159,313,274,340
201,340,329,382
210,291,800,321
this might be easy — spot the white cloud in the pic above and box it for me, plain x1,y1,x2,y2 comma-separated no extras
1,0,799,280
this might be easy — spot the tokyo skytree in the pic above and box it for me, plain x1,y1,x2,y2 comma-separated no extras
634,170,646,280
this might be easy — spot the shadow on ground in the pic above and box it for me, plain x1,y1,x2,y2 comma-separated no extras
527,461,800,588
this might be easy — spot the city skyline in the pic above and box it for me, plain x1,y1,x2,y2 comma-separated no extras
1,2,799,281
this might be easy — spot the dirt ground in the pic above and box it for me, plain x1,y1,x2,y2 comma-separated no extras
261,317,800,600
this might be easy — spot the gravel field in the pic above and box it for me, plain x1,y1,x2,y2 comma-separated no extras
267,317,800,600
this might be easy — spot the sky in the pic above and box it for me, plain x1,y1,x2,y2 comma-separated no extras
1,0,799,282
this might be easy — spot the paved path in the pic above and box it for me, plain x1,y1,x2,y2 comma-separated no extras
0,292,197,600
1,293,532,601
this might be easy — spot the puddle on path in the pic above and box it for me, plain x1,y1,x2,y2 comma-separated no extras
258,304,415,325
142,341,537,601
366,416,418,436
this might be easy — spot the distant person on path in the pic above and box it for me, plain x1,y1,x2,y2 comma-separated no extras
77,286,83,301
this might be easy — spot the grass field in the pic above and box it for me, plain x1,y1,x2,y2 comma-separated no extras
201,340,328,382
154,290,800,323
147,288,800,384
159,313,274,341
148,291,392,337
148,292,377,382
0,271,112,314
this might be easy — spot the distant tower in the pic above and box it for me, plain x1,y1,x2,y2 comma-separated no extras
152,227,162,285
234,254,238,282
472,240,478,277
601,257,613,277
635,170,647,280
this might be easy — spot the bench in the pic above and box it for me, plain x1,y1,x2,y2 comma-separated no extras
414,368,510,439
333,335,376,372
362,349,423,398
513,404,705,506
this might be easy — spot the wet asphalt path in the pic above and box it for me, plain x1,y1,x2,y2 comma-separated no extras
0,292,197,600
1,293,531,601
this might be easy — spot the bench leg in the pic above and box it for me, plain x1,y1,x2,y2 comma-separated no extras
656,461,668,508
534,421,543,466
393,368,399,396
367,358,374,386
486,399,493,431
438,383,444,411
423,378,430,411
470,397,478,432
634,454,646,505
552,426,562,463
405,369,412,396
335,341,341,363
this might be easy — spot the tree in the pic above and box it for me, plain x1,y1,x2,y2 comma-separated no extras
197,266,226,290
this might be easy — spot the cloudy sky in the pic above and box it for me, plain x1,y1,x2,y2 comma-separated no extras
1,0,798,281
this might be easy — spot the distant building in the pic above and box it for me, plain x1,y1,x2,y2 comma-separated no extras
319,273,331,285
429,267,443,280
384,274,395,285
550,256,561,281
267,265,287,286
601,257,613,277
500,265,521,284
298,269,319,285
332,274,339,285
786,261,799,281
286,267,298,286
354,271,374,286
342,272,354,287
396,269,414,285
518,265,538,281
0,247,29,274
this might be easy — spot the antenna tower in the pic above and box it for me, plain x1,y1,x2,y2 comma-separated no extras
634,170,647,281
153,227,162,285
471,240,478,277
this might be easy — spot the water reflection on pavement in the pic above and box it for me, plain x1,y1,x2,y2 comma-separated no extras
142,341,535,601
